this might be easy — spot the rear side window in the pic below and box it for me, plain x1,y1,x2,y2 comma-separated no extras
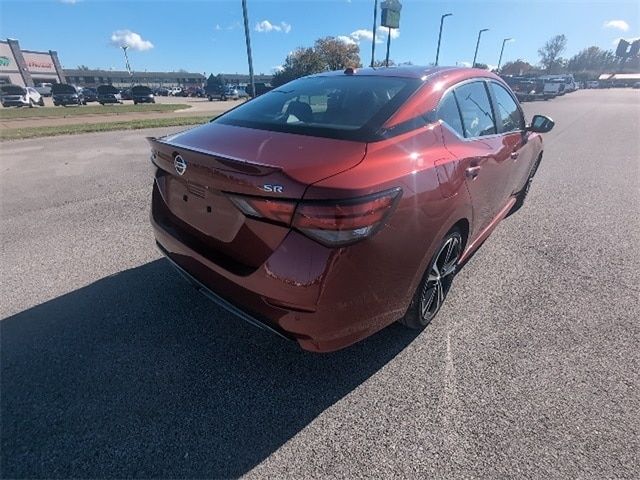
216,75,421,141
437,91,464,137
454,82,496,138
489,82,524,133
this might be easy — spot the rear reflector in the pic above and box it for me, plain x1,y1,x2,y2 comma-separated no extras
228,188,402,247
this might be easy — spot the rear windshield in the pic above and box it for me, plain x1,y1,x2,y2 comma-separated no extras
131,86,152,94
52,84,77,94
97,85,119,94
215,75,422,141
1,85,26,95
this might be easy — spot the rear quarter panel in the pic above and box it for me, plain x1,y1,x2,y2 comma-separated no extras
305,122,472,325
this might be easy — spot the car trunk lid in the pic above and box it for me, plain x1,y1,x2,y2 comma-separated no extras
149,122,366,269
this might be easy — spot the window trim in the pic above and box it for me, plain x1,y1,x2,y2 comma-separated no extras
435,77,521,141
486,80,526,134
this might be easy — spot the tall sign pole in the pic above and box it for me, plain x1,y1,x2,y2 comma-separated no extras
380,0,401,68
370,0,378,67
241,0,255,97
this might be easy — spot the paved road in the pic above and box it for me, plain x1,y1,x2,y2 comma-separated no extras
1,89,639,478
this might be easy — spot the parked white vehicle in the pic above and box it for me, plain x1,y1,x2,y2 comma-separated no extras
1,85,45,107
168,87,182,96
543,81,564,97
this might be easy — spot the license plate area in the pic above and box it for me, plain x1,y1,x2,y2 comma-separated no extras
165,177,244,243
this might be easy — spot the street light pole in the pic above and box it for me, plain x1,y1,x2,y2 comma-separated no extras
472,28,489,67
241,0,255,97
497,37,513,71
435,13,452,66
371,0,378,67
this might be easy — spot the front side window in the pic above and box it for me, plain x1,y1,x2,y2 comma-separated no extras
490,82,524,133
453,81,496,138
216,75,422,141
437,91,465,137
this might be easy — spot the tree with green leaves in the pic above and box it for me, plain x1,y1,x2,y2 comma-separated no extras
272,37,361,87
272,47,326,87
499,59,535,75
538,34,567,73
567,46,616,73
315,37,360,71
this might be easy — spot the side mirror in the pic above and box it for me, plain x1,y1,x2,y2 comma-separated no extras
526,114,555,133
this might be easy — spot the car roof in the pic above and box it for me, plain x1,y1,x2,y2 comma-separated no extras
313,65,494,81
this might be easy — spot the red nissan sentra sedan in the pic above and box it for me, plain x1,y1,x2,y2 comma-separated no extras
149,66,554,352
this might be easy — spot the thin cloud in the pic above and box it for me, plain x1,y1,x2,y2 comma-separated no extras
255,20,292,34
604,20,630,31
337,35,357,46
342,27,400,45
110,30,154,51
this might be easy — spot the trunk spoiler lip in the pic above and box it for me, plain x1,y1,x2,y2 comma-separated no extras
147,136,282,177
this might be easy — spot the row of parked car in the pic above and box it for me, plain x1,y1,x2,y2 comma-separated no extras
0,83,157,107
499,74,579,102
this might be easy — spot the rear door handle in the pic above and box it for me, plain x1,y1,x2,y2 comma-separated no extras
510,151,519,160
465,166,481,179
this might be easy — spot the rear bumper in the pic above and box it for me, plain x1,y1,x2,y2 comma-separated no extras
2,99,28,107
151,180,408,352
157,242,293,342
53,97,79,105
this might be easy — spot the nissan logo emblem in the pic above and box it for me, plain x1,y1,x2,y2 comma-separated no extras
174,155,187,176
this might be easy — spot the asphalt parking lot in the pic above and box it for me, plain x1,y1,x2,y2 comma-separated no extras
1,89,639,478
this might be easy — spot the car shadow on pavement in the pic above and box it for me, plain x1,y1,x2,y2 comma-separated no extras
1,259,418,479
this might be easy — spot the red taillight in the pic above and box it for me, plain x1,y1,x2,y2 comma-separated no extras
228,188,401,247
227,196,297,224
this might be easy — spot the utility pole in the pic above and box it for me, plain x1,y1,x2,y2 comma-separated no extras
435,13,452,66
371,0,378,67
241,0,255,97
497,37,513,71
472,28,489,67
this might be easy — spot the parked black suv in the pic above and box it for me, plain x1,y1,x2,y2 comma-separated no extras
131,85,155,104
81,87,98,103
52,84,86,106
97,85,122,105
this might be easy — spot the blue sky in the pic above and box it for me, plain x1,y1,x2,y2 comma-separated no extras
1,0,638,74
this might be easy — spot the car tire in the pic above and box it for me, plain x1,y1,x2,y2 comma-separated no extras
38,98,45,106
400,229,463,330
507,153,543,217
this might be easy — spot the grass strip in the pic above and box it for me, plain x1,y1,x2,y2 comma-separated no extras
0,116,213,141
0,103,191,120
